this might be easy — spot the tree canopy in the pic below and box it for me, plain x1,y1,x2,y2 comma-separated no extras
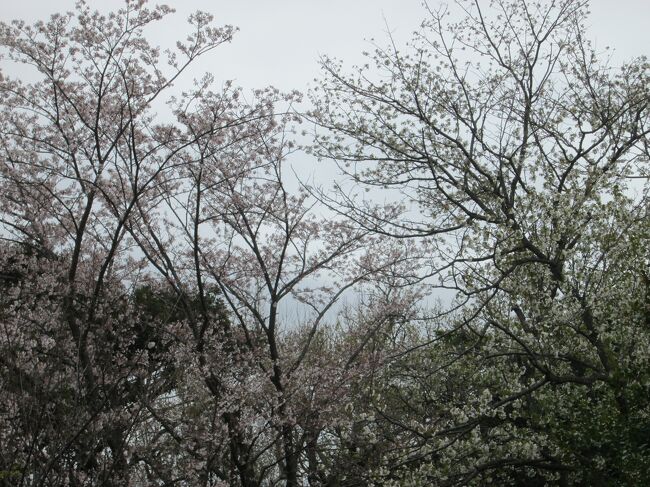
0,0,648,485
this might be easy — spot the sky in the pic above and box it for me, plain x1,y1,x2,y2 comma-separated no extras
2,0,647,209
2,0,648,315
2,0,647,187
3,0,650,94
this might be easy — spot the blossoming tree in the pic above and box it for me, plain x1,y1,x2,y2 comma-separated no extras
311,0,650,484
0,1,409,485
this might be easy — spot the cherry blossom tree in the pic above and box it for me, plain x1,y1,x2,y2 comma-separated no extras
126,78,423,484
0,1,236,484
311,0,650,484
0,1,411,485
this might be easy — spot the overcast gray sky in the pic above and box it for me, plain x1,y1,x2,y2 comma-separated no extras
2,0,647,313
3,0,649,93
2,1,648,191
